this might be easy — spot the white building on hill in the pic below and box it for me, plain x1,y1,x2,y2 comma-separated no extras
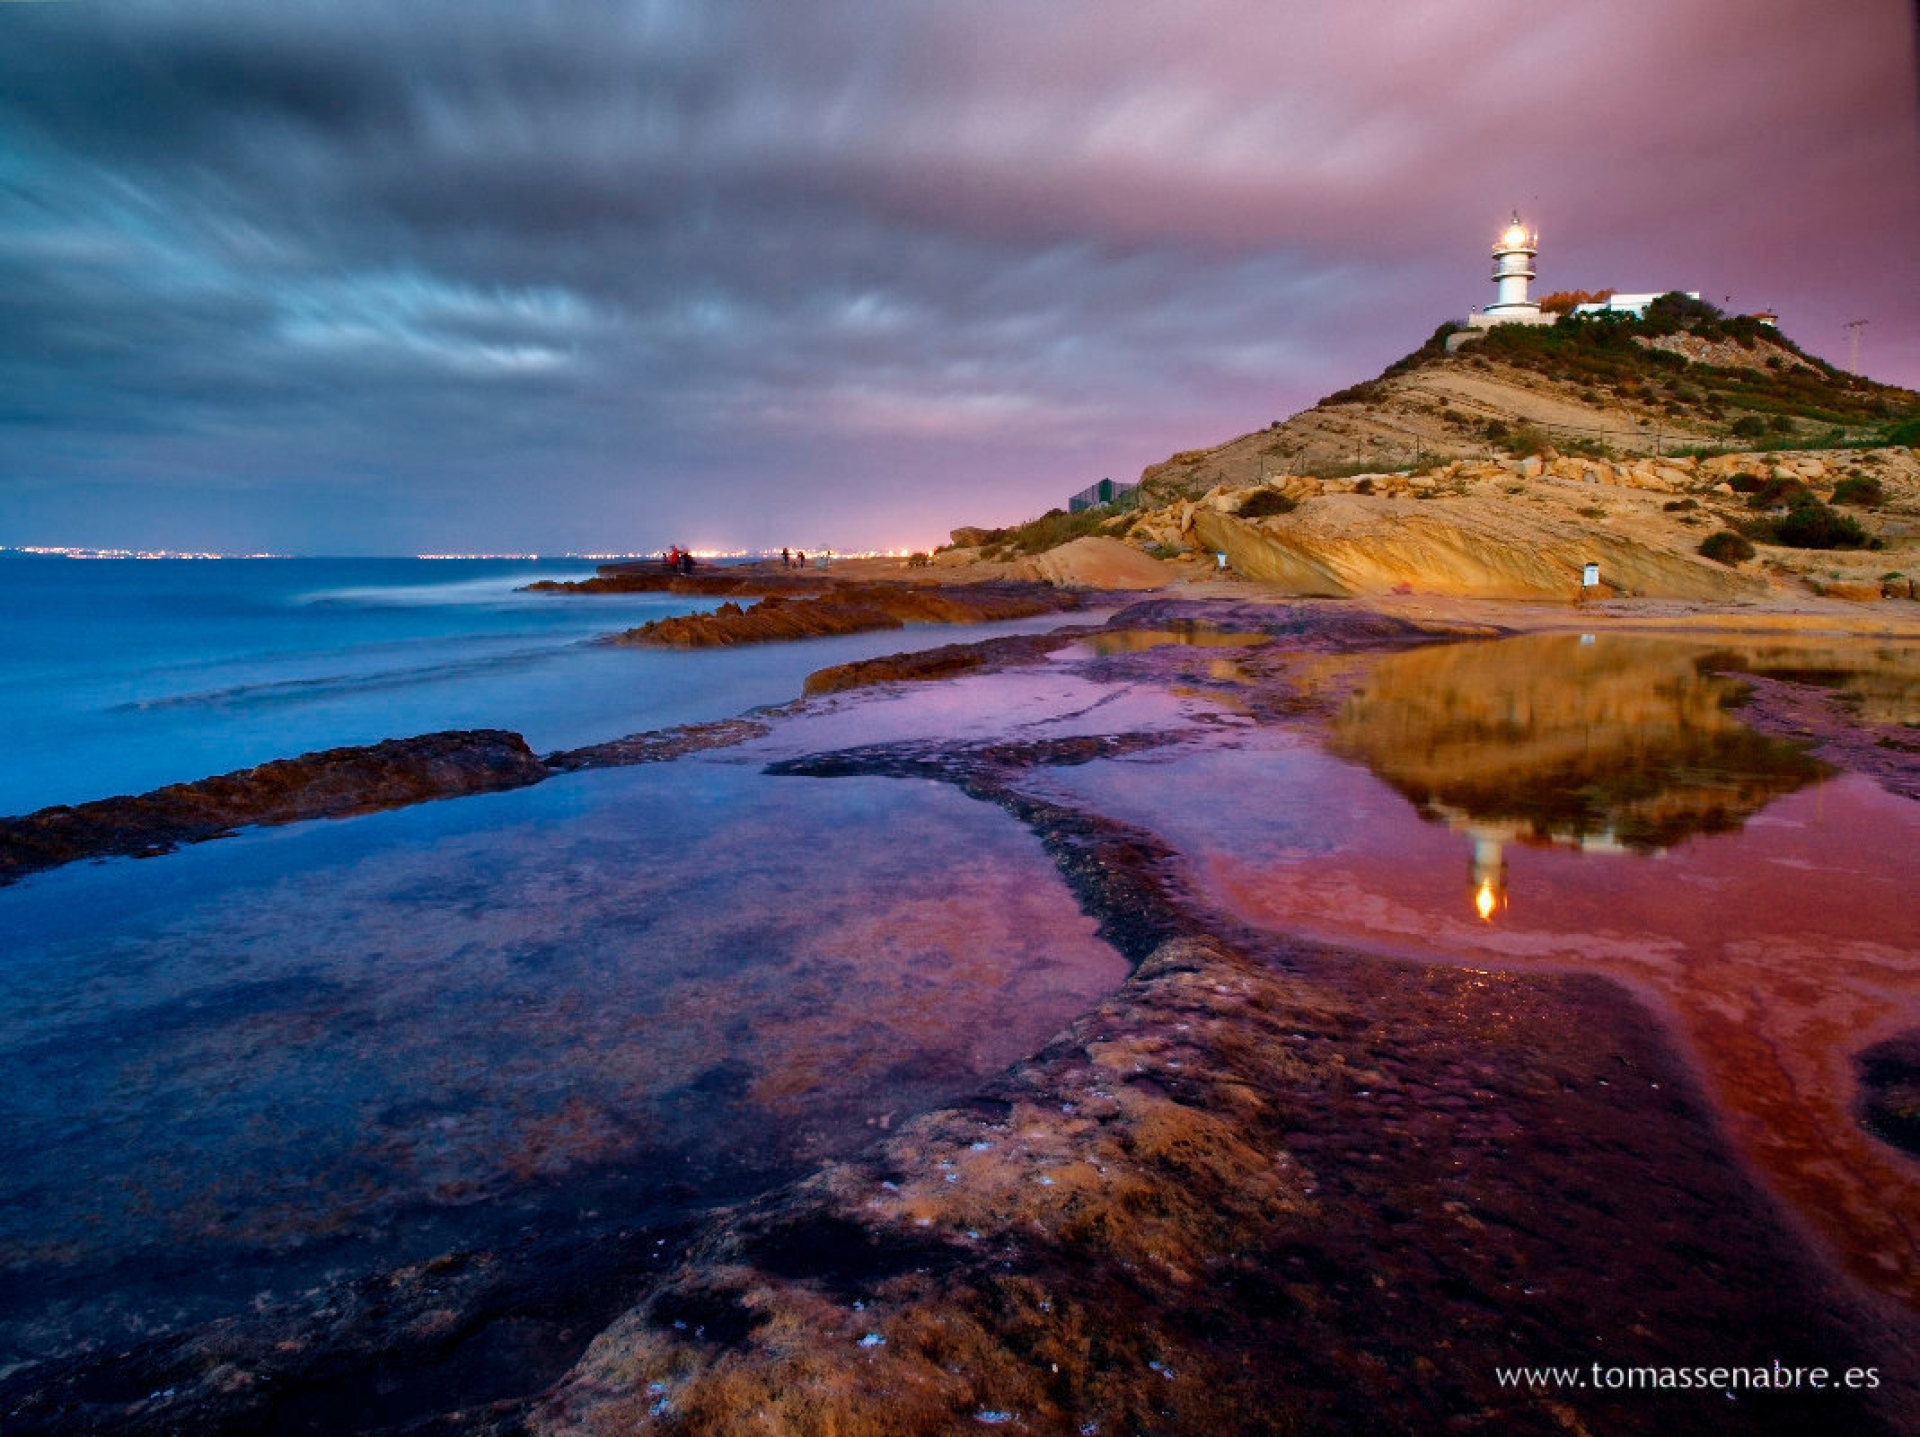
1570,292,1702,319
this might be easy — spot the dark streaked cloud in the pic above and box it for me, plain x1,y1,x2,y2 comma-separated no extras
1,0,1915,554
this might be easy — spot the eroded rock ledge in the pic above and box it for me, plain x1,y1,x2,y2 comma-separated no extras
611,581,1085,649
0,730,548,885
536,927,1904,1437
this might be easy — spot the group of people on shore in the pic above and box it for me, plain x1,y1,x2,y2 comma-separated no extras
660,546,832,573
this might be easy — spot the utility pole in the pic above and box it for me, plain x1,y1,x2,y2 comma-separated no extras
1843,319,1868,374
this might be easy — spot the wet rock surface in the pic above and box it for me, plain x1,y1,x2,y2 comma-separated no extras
537,928,1910,1436
613,582,1082,649
1722,670,1920,802
1101,597,1449,650
802,630,1095,697
0,730,549,885
547,718,774,771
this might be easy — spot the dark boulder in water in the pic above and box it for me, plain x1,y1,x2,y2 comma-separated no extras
0,729,550,883
1859,1031,1920,1159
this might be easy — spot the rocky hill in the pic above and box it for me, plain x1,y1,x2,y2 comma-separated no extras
943,298,1920,605
1134,296,1916,504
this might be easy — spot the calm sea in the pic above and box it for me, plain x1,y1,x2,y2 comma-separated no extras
0,555,1064,816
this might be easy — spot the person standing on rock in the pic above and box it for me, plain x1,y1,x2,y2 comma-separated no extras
781,547,791,569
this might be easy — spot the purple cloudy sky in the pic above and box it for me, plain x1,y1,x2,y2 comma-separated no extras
2,0,1916,555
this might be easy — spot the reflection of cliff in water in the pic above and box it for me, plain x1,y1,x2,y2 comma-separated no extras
1329,634,1831,853
1699,643,1920,728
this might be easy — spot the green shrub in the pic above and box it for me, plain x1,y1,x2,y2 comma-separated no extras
1663,498,1699,512
979,506,1117,556
1830,475,1885,507
1237,488,1299,519
1561,436,1615,459
1726,473,1764,493
1504,424,1552,456
1747,477,1814,510
1700,531,1756,565
1320,381,1383,407
1772,502,1876,550
1730,415,1766,439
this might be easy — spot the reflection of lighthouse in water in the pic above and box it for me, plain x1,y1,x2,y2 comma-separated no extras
1470,832,1507,922
1452,817,1636,921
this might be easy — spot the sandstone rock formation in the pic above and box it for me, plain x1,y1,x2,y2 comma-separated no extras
1005,535,1177,589
1108,445,1920,603
1193,496,1759,601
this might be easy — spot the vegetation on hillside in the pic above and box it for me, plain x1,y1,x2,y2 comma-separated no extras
1699,531,1756,566
1720,474,1881,551
1143,298,1917,508
959,504,1134,561
1236,488,1299,519
1449,296,1913,436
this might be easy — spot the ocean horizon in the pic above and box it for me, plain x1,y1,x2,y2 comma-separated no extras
0,555,1064,816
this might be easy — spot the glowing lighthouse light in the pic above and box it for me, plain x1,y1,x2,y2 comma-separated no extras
1469,832,1508,922
1486,211,1542,320
1475,878,1497,922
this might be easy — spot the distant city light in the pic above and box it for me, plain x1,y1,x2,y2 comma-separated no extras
2,546,289,560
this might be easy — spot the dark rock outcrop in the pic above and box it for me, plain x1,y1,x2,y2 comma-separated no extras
1859,1031,1920,1159
614,582,1080,649
524,565,831,598
548,718,773,771
0,730,550,884
803,630,1094,696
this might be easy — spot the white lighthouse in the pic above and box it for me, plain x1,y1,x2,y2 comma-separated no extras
1486,212,1542,320
1464,211,1555,332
